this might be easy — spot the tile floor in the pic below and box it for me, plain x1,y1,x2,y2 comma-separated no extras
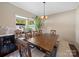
56,39,73,57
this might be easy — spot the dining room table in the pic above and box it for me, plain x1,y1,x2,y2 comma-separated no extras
27,33,59,54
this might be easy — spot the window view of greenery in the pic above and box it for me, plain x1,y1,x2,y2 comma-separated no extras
16,16,42,32
16,19,26,25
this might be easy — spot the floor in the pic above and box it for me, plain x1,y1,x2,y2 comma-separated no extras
5,39,79,57
56,39,73,57
31,47,45,57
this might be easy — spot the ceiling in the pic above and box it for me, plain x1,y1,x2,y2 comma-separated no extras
10,2,79,16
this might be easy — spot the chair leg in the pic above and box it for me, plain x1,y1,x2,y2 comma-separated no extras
27,45,32,57
19,49,22,57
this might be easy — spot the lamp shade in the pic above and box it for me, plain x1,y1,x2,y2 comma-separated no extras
40,16,48,20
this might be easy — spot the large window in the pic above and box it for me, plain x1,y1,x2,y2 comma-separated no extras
16,15,41,32
16,15,35,31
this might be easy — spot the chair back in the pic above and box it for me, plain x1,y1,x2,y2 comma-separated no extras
32,31,39,37
39,30,42,34
25,32,32,39
15,29,22,38
50,30,56,35
16,39,32,57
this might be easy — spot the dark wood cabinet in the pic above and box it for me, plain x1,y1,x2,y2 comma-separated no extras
0,35,17,57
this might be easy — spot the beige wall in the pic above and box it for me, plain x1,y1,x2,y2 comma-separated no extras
0,2,34,29
44,10,76,41
75,7,79,50
76,6,79,45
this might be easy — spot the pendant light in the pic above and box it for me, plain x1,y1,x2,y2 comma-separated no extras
40,2,48,20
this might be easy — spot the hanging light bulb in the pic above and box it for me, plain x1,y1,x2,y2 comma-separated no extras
40,16,48,20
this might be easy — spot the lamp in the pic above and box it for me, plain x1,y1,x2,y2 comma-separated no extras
40,2,48,20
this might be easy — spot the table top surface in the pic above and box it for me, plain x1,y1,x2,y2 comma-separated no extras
28,33,58,52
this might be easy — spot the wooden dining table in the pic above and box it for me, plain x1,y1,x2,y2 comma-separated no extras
27,33,59,53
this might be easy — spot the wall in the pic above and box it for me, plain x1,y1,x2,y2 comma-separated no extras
43,10,76,42
0,2,34,29
75,6,79,50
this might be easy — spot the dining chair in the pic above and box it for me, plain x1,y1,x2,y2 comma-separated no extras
15,29,23,38
32,31,39,37
16,39,32,57
39,30,42,34
25,32,32,39
50,30,56,35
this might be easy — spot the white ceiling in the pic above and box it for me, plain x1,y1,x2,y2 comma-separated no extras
10,2,79,16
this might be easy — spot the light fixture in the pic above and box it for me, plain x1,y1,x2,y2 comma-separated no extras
40,2,48,20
